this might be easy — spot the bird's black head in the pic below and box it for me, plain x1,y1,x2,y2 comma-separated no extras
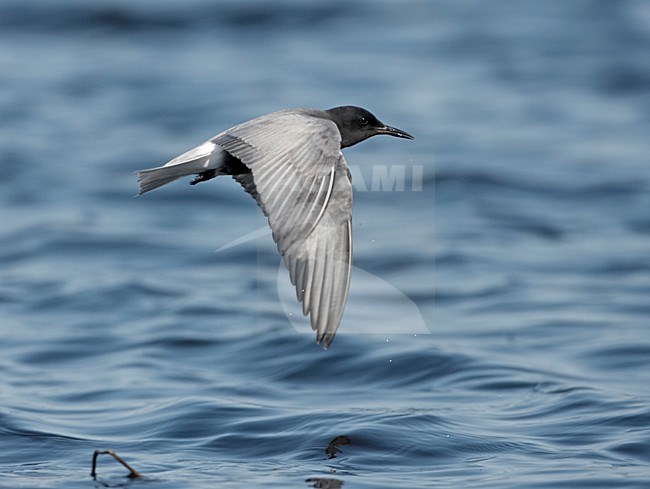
324,106,414,148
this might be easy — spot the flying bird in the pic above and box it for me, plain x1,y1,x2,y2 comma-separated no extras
137,106,414,348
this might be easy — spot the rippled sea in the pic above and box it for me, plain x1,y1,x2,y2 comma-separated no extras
2,1,650,488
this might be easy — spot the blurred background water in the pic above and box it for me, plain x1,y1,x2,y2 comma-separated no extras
1,1,649,487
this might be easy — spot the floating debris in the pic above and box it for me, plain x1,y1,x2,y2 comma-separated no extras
91,449,142,479
325,435,351,459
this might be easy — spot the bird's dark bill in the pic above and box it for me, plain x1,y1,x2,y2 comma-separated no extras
376,125,414,140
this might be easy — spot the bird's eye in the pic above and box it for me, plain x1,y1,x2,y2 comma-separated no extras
359,117,369,126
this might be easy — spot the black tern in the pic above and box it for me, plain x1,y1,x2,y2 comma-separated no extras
137,106,414,348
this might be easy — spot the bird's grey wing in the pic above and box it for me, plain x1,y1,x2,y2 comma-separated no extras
213,111,352,347
213,111,342,251
232,172,263,211
282,162,352,348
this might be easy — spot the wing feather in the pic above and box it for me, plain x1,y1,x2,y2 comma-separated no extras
213,110,352,347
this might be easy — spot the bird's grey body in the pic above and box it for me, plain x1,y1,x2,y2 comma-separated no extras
137,106,413,349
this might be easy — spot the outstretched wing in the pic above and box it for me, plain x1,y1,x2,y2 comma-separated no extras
282,173,352,348
213,110,353,348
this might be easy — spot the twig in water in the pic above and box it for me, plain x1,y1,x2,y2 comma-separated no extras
91,449,142,479
325,435,351,459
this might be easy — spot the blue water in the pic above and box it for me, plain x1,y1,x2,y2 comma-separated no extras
1,1,649,487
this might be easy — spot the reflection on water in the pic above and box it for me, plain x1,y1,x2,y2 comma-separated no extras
306,477,344,489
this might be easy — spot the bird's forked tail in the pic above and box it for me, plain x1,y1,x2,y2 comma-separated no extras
136,141,223,195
